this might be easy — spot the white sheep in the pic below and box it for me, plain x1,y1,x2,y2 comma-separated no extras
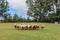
41,25,45,29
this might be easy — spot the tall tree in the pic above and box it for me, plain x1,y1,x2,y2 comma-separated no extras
51,0,60,22
7,14,12,22
13,13,20,22
26,0,54,21
26,0,59,22
3,13,11,22
0,0,8,16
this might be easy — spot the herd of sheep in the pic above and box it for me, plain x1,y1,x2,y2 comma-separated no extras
14,24,44,30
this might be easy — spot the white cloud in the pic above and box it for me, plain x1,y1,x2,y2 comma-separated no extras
7,0,28,13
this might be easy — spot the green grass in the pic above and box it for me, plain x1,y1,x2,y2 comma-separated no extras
0,23,60,40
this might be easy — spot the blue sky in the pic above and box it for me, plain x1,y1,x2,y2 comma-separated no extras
7,0,28,18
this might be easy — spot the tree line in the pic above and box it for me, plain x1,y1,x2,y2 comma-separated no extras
3,13,33,22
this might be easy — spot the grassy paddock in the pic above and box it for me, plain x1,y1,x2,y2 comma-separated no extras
0,23,60,40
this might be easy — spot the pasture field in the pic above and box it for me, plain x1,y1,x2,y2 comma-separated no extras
0,23,60,40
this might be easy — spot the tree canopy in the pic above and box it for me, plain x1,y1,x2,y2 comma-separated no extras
26,0,60,22
0,0,8,16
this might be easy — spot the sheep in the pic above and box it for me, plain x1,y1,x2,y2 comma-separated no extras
18,24,22,30
19,24,24,30
29,25,32,30
16,24,27,30
35,25,39,30
32,24,40,30
20,24,27,30
23,24,28,30
41,25,44,29
14,24,18,30
24,24,27,30
14,24,19,30
32,25,36,30
16,25,19,30
14,24,40,30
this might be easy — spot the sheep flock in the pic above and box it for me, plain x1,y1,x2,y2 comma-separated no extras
14,24,44,30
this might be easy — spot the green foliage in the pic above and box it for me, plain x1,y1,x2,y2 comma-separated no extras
26,0,60,22
47,6,60,22
13,13,20,22
0,0,8,16
27,17,31,22
7,14,12,22
26,0,54,21
3,13,12,22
